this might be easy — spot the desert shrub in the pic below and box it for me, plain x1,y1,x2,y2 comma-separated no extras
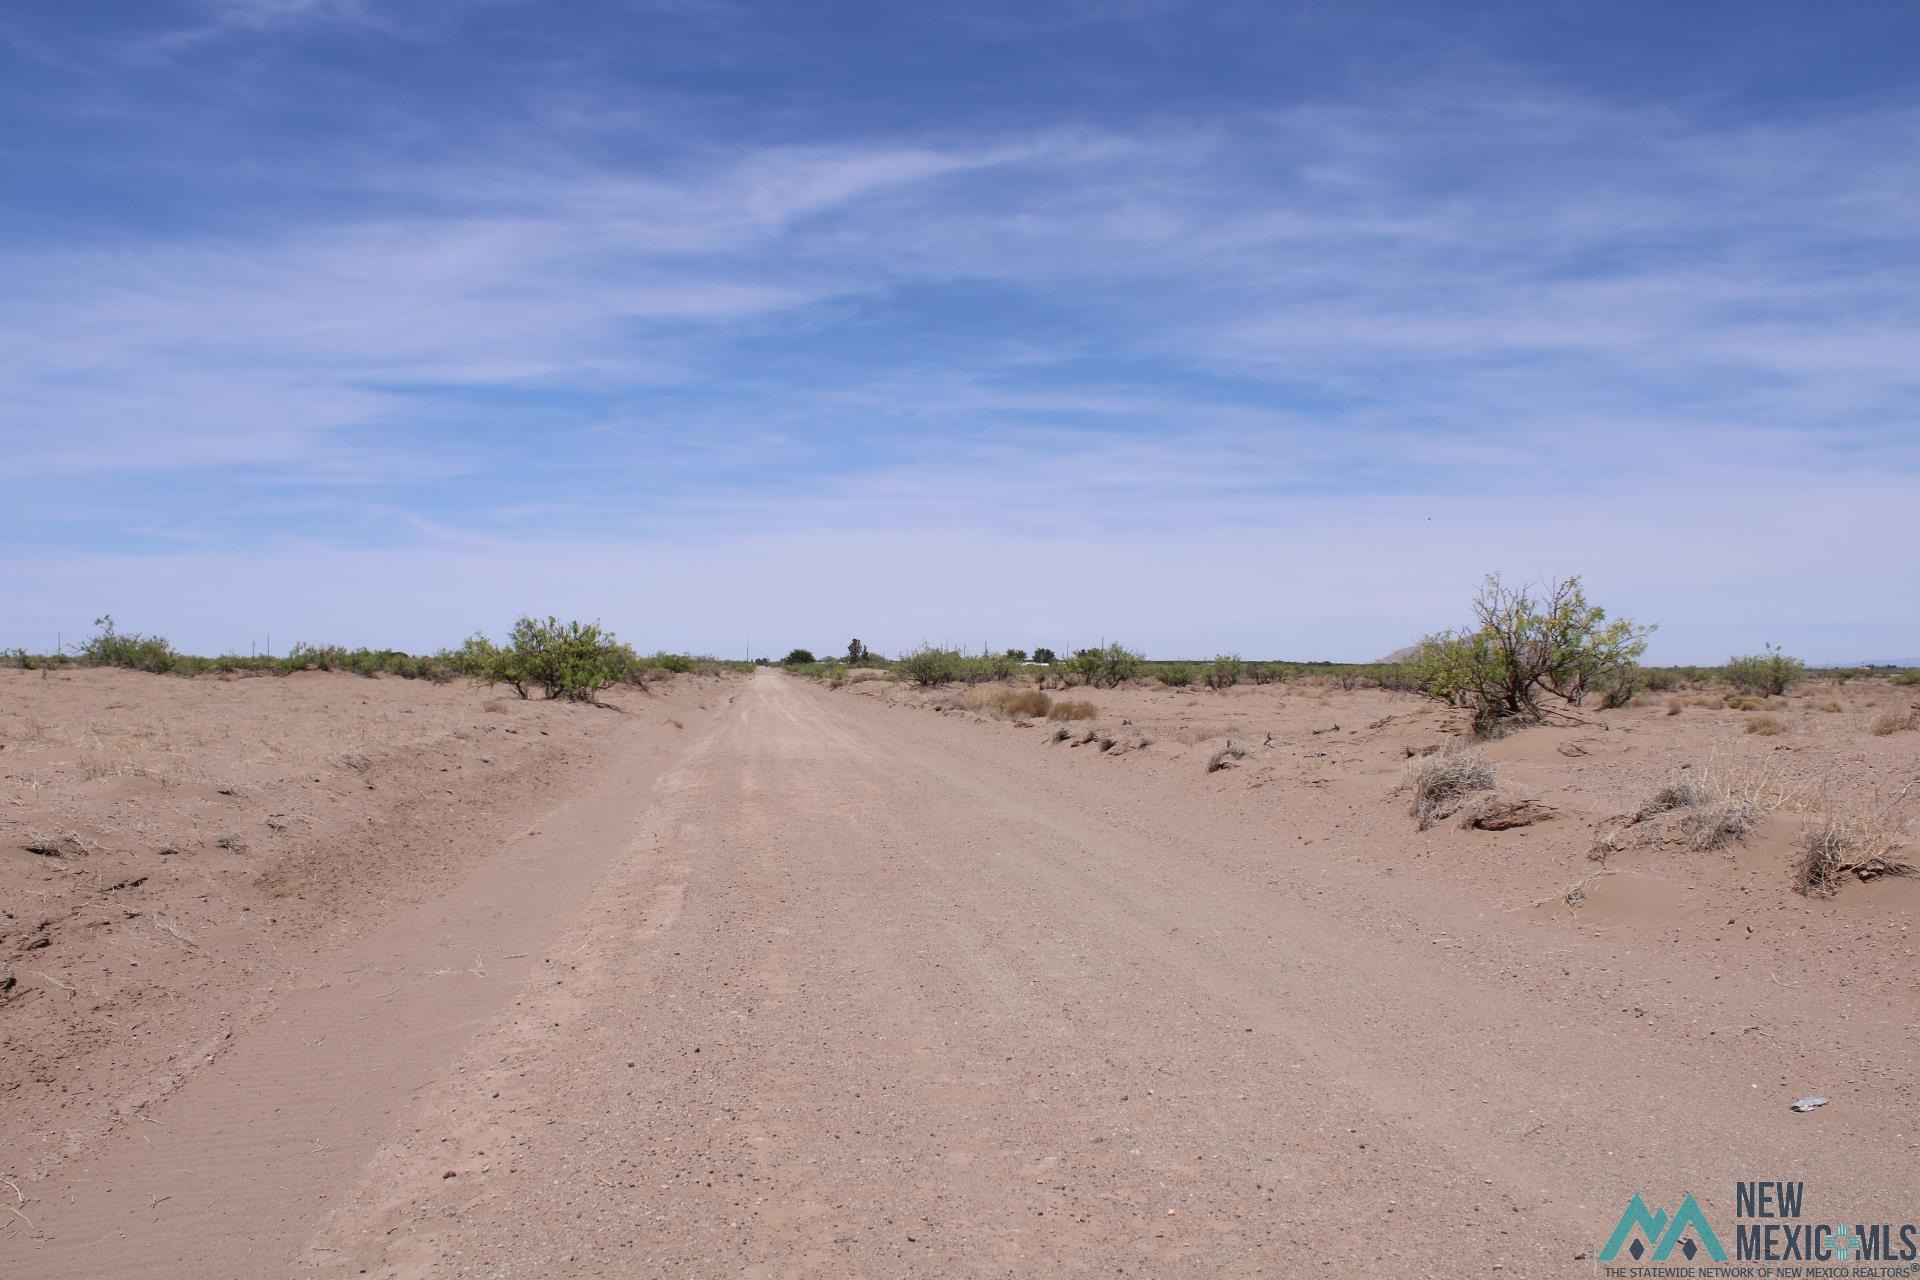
1156,662,1196,688
1408,748,1496,829
466,617,638,701
81,616,178,673
781,648,816,666
897,644,965,686
1409,575,1653,734
1069,642,1143,688
1666,698,1683,716
1047,698,1097,721
1870,708,1917,735
1723,644,1804,696
1203,654,1244,690
965,652,1019,683
648,653,696,674
1745,714,1786,736
1640,668,1684,692
1893,670,1920,687
277,644,451,681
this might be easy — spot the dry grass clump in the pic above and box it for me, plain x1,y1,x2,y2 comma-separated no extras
1745,714,1786,736
1726,695,1767,712
1682,798,1760,851
845,668,890,684
1818,700,1843,713
1666,698,1683,716
1636,770,1713,820
1047,698,1097,722
965,687,1053,719
1408,748,1495,830
1869,707,1917,736
1095,728,1154,755
1207,739,1250,772
1793,819,1916,898
1629,765,1765,851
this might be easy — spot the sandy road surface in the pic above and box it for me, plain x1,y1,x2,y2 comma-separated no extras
10,669,1916,1277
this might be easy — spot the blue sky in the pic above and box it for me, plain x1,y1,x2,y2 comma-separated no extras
3,1,1916,662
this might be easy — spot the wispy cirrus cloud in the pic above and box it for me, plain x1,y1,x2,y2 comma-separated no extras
3,2,1916,659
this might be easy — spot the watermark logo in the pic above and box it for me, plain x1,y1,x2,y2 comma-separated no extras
1598,1183,1918,1278
1601,1192,1727,1262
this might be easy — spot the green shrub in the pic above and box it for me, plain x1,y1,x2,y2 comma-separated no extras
1202,654,1244,690
782,648,816,666
1069,642,1143,688
464,617,638,702
1723,644,1804,697
965,652,1019,683
1156,662,1196,687
1410,575,1653,734
81,616,178,673
1895,670,1920,687
897,644,965,686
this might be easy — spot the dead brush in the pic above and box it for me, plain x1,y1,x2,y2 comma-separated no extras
1793,775,1919,897
1681,798,1760,851
1869,707,1917,736
1793,820,1916,898
1629,760,1776,851
1636,770,1712,820
969,688,1052,719
1207,739,1250,772
1046,699,1097,722
1406,748,1495,829
1745,714,1786,736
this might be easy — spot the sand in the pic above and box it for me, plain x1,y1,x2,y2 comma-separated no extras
3,666,1916,1276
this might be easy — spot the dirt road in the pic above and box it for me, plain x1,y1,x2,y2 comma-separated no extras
8,670,1914,1277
